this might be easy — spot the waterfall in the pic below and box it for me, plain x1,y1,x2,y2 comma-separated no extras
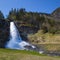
5,22,35,50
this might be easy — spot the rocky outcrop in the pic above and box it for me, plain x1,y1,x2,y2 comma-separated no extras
51,7,60,21
0,19,10,48
15,21,38,41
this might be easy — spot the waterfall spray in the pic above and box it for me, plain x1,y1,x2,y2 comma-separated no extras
5,22,36,50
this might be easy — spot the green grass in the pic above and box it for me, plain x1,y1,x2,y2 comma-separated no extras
0,49,60,60
0,48,42,56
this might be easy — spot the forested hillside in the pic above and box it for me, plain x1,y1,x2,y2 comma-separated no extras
7,8,60,34
0,7,60,51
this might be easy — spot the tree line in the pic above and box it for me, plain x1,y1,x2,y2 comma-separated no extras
0,8,60,34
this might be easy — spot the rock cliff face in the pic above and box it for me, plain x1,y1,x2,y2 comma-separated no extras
51,7,60,22
16,21,38,41
16,7,60,41
0,19,10,48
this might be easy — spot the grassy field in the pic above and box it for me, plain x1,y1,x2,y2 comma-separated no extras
0,49,60,60
28,30,60,51
28,31,60,44
37,44,60,52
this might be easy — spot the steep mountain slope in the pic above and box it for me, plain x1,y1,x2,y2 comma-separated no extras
52,7,60,20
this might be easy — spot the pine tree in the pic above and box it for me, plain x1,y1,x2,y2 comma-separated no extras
0,11,4,19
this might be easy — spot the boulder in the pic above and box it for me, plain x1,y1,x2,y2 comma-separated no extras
0,19,10,48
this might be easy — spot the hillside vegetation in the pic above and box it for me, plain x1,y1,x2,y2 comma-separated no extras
28,30,60,51
0,7,60,52
28,30,60,44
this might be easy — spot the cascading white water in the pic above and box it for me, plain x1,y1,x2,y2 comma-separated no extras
5,22,35,50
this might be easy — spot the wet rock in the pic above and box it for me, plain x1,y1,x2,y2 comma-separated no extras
0,19,10,48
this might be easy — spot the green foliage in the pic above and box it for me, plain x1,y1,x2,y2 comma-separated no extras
48,19,55,26
0,8,60,34
7,8,60,34
0,11,4,19
7,8,17,20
